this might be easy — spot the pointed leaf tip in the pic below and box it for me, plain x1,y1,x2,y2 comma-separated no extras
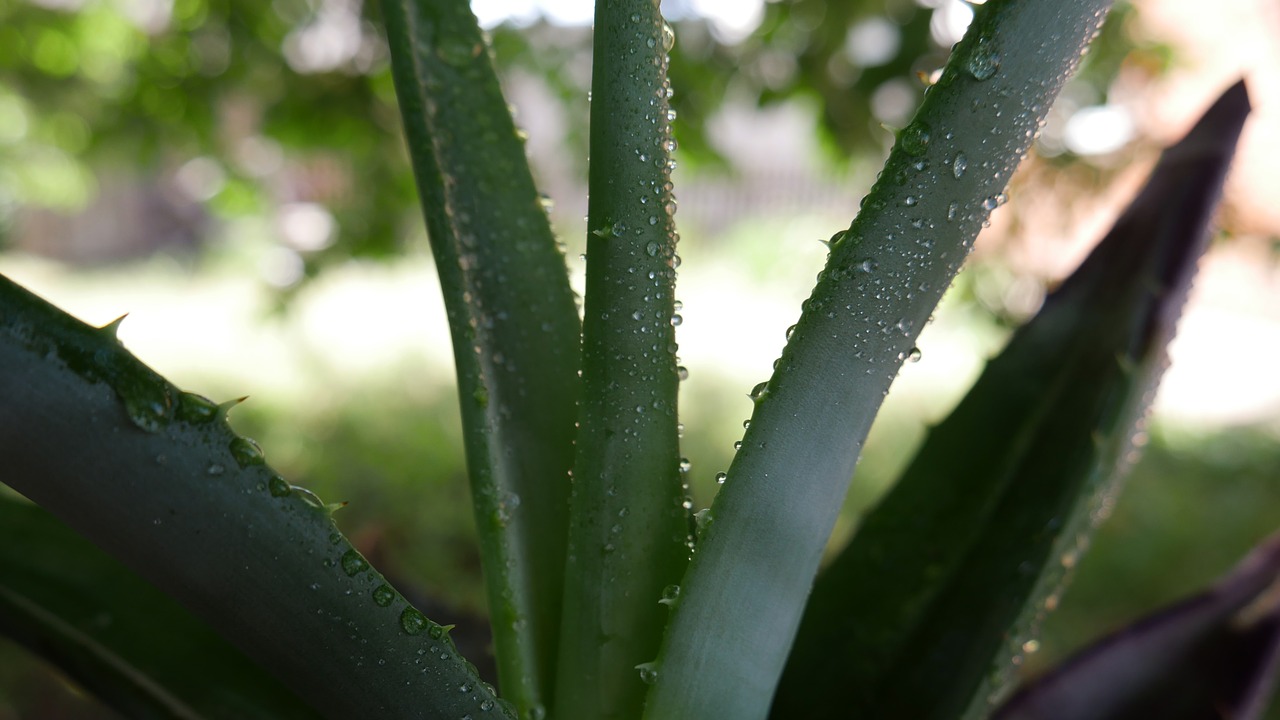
219,396,249,413
99,313,129,339
1045,80,1251,363
774,79,1252,720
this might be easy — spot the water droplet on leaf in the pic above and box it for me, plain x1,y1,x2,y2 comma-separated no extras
176,392,218,424
268,475,291,497
229,436,265,467
900,122,931,157
341,549,369,576
372,584,395,607
120,377,173,433
965,34,1001,81
636,662,659,685
400,607,428,635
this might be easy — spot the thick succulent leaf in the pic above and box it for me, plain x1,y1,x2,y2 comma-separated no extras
0,275,514,720
995,529,1280,720
774,81,1251,720
552,2,688,719
381,0,582,714
0,496,318,720
643,2,1115,718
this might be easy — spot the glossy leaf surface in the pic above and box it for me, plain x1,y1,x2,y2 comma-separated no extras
0,275,512,719
775,81,1251,720
644,2,1116,717
553,2,689,719
0,497,318,720
381,0,582,714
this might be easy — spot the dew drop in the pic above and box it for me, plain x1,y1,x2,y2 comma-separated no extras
661,22,675,52
268,475,292,497
206,463,225,477
341,549,370,576
229,436,265,468
636,662,659,685
658,584,681,607
400,607,428,635
176,392,218,424
294,486,326,509
676,366,689,381
907,347,922,363
120,378,173,433
964,34,1001,81
670,314,682,327
678,458,691,473
372,584,396,607
694,508,712,536
749,381,769,402
900,122,931,157
952,152,968,178
714,472,727,485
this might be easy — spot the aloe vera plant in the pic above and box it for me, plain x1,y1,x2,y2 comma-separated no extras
0,0,1273,719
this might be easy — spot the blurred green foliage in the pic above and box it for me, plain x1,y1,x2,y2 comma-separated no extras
0,0,1156,274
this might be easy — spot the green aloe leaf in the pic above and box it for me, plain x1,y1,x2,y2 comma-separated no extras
552,2,688,719
644,2,1114,718
774,81,1251,720
381,0,582,715
0,496,318,720
0,275,514,719
995,529,1280,720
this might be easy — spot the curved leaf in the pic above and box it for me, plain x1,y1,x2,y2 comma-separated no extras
0,275,513,719
552,2,689,719
381,0,583,715
0,496,318,720
643,2,1116,718
775,81,1251,719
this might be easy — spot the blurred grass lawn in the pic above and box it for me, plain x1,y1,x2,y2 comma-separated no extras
1,224,1277,715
